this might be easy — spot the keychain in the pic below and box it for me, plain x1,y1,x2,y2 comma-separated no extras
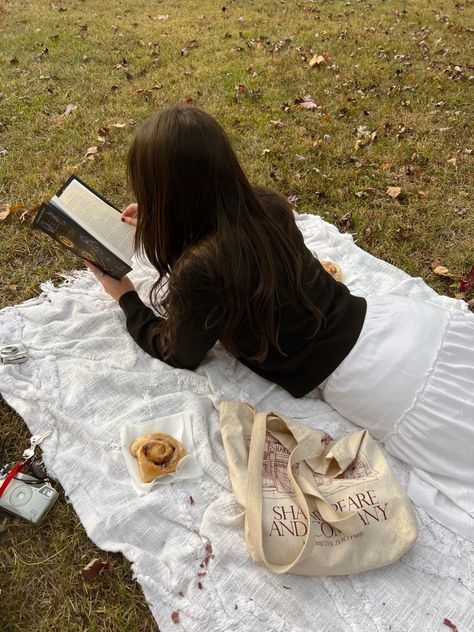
0,429,53,498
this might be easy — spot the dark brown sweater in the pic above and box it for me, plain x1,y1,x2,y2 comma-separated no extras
119,189,367,398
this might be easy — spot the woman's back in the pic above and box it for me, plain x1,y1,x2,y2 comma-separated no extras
119,185,366,397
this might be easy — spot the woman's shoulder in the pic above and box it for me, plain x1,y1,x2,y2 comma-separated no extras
252,184,291,208
171,236,220,289
252,185,295,227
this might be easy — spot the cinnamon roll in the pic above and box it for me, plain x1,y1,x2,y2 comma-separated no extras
320,259,343,283
130,433,186,483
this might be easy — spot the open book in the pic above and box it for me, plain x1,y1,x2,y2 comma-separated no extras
33,175,135,279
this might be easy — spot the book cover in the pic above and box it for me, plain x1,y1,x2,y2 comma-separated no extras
33,176,134,279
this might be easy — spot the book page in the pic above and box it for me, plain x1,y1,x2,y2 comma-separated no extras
56,180,135,263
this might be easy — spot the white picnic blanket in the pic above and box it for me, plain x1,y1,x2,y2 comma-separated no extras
1,214,472,632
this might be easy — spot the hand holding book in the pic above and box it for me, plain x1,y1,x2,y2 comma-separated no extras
121,203,138,226
84,260,136,303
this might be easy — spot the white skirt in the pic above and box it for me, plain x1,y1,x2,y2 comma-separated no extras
319,295,474,541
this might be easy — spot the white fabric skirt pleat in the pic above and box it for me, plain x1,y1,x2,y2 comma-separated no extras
319,295,474,541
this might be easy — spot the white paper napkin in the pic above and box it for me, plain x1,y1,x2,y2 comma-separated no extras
120,411,203,496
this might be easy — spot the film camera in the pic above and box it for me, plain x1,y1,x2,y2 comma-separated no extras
0,469,58,524
0,343,28,365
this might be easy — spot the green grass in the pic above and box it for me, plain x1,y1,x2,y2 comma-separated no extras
0,0,473,629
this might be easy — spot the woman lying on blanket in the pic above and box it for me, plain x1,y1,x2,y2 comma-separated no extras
85,104,474,534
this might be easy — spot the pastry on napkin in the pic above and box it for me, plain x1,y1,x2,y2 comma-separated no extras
130,432,186,483
120,412,203,495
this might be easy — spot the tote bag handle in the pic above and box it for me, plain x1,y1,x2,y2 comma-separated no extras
246,412,361,574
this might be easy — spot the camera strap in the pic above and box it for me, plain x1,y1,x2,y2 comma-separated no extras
0,460,27,498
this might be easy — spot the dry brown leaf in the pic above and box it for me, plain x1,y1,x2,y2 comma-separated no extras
81,558,113,582
111,122,127,128
309,54,328,67
84,146,98,160
433,265,452,277
443,618,459,632
295,95,319,110
0,203,23,221
386,186,402,199
171,611,180,624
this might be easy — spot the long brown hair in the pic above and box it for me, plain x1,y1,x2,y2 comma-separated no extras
127,104,321,362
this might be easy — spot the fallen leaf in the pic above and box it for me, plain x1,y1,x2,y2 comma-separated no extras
111,122,127,128
356,125,371,137
171,611,180,624
35,47,49,59
295,95,319,110
446,157,457,166
396,227,414,240
337,212,353,231
189,495,195,505
386,186,402,199
354,126,377,150
62,103,77,117
157,14,169,20
8,285,18,291
235,83,246,92
81,558,113,582
459,265,474,294
433,265,452,277
287,194,299,204
84,146,98,160
443,619,458,632
379,162,391,170
114,57,127,69
270,119,284,128
0,203,23,221
309,53,328,67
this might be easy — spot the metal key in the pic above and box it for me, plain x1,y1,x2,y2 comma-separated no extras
22,429,53,461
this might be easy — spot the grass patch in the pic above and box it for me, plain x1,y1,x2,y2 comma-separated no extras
0,0,473,629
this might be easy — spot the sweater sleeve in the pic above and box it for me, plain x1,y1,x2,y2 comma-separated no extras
118,288,220,370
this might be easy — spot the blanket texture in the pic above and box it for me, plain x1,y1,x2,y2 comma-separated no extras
1,214,472,632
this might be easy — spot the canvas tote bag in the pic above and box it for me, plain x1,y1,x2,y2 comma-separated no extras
219,401,418,576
